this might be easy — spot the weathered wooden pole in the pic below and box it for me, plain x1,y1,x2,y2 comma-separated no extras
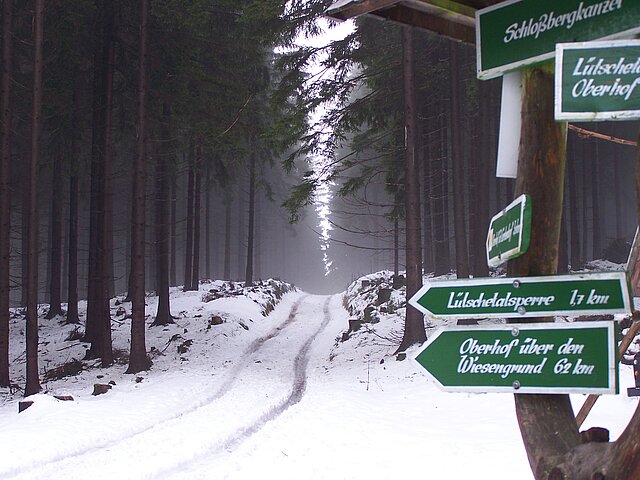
506,65,579,479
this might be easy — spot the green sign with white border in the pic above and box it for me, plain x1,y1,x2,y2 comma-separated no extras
414,321,618,394
476,0,640,80
555,40,640,121
408,271,632,320
486,194,532,268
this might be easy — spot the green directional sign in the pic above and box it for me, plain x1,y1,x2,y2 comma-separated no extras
409,271,632,320
476,0,640,79
555,40,640,121
414,321,617,394
486,194,531,268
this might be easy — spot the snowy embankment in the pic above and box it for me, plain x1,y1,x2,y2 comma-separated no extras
0,273,637,479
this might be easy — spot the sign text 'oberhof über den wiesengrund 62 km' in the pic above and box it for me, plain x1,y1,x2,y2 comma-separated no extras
413,322,618,394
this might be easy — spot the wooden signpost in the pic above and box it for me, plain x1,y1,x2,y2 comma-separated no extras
409,270,631,395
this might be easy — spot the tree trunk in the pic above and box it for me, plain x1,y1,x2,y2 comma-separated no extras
65,72,81,325
0,0,13,387
205,163,211,280
432,103,449,275
568,141,581,270
506,66,577,480
421,122,433,274
558,202,569,274
183,149,194,291
66,174,80,324
99,0,116,367
449,43,469,279
21,167,27,307
170,175,177,287
191,149,201,291
393,216,399,276
236,188,245,279
85,0,106,349
151,102,174,327
591,142,601,259
86,0,115,365
397,26,425,352
46,151,64,318
506,178,514,201
127,0,151,373
474,80,491,278
224,198,231,280
581,139,590,261
25,0,45,397
245,152,256,286
254,201,261,280
85,78,103,349
433,47,451,277
613,147,623,238
558,163,569,274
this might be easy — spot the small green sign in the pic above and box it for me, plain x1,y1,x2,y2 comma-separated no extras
408,272,632,320
414,321,617,394
555,40,640,121
486,194,531,268
476,0,640,79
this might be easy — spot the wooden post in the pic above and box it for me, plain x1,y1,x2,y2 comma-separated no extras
506,66,580,479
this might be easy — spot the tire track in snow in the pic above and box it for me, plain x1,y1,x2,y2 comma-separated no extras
157,296,334,479
220,296,332,451
211,294,308,399
0,294,308,479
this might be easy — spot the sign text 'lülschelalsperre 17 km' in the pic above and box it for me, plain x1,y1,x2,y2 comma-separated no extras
409,271,632,321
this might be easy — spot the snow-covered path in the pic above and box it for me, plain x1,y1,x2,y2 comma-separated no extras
2,286,637,479
1,294,338,479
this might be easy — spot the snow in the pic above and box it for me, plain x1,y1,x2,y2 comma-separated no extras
0,275,638,479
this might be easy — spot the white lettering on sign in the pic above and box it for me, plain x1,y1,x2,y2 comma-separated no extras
569,289,611,306
573,358,595,375
572,77,640,101
458,355,548,379
503,0,623,44
447,291,555,312
459,338,519,358
558,337,585,355
490,219,521,249
552,357,594,374
519,337,554,355
572,56,640,76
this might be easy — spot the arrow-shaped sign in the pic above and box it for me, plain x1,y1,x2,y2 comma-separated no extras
409,271,632,320
413,321,618,394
